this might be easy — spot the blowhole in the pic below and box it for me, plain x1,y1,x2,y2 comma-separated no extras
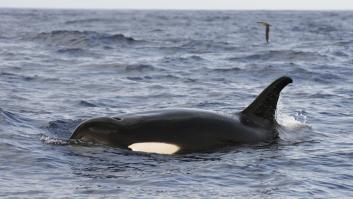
113,117,122,121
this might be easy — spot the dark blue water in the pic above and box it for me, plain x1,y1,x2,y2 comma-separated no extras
1,9,353,198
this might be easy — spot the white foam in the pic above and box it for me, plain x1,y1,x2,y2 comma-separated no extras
276,111,310,130
40,135,70,145
128,142,180,155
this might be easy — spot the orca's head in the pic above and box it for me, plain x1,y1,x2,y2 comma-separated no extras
70,117,122,145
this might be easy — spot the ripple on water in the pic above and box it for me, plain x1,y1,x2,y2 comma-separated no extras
29,30,141,50
1,10,353,198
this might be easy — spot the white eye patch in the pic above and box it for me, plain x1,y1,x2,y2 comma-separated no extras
128,142,180,155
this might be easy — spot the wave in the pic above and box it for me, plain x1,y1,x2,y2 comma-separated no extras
210,66,242,73
83,63,163,73
0,109,23,125
123,64,157,72
229,50,327,62
161,55,206,65
204,15,231,22
56,48,86,54
33,30,139,49
1,72,59,83
288,66,344,83
55,47,102,57
292,24,338,34
180,40,238,53
334,39,353,46
0,108,34,128
308,93,337,99
79,100,98,107
126,73,184,82
46,119,83,138
65,18,116,25
309,24,338,34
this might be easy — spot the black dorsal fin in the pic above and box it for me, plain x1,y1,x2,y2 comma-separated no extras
241,76,293,125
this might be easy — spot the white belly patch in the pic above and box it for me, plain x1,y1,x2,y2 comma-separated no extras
128,142,180,155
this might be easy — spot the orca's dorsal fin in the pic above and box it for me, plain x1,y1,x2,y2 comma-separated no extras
241,76,293,125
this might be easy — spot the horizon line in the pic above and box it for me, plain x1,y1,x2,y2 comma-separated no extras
1,6,353,11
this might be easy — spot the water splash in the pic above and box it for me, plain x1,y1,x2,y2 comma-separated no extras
277,110,311,130
40,134,70,145
40,134,95,146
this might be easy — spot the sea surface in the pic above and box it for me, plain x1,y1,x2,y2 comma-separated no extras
1,9,353,198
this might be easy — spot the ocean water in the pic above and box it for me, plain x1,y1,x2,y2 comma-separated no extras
1,9,353,198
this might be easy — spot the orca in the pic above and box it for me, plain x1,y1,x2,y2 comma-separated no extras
70,76,293,154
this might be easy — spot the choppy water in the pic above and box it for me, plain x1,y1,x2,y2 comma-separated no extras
1,9,353,198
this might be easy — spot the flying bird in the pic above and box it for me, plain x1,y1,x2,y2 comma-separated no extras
257,21,271,43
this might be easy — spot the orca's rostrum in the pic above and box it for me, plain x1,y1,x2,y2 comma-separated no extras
70,76,293,154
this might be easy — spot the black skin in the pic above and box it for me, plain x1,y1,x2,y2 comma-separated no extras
70,76,293,154
71,110,271,153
